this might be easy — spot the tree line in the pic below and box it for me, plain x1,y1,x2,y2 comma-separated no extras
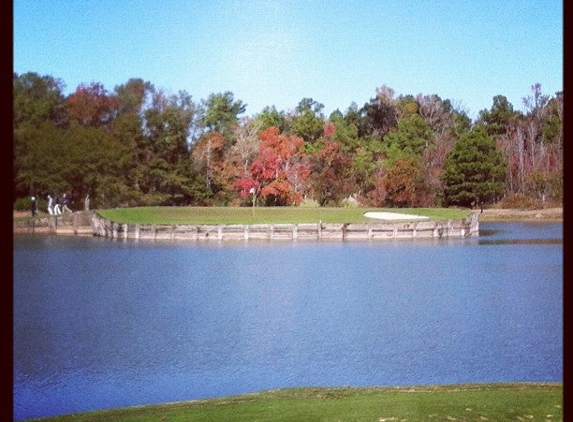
13,72,562,211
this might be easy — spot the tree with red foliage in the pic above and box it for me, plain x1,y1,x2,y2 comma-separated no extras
309,140,354,205
236,126,309,206
383,157,422,207
66,82,119,127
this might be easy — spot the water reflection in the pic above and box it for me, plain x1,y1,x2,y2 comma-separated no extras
461,222,563,245
479,238,562,245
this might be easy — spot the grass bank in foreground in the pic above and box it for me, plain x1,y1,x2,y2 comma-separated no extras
26,383,562,422
97,207,471,225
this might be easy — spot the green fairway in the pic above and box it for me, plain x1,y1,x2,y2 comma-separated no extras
26,383,562,422
97,206,471,225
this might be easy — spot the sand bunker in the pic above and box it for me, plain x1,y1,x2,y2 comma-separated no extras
364,211,430,221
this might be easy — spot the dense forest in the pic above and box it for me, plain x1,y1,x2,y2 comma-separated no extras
13,72,562,211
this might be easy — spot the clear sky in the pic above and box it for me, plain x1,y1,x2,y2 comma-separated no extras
14,0,562,121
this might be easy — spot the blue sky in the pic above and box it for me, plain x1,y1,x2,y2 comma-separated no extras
14,0,562,120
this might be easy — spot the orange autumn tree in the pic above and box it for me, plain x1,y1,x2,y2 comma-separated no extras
191,132,228,195
236,126,310,206
67,82,119,127
383,157,423,207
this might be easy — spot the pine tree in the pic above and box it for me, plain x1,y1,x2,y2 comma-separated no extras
441,127,506,207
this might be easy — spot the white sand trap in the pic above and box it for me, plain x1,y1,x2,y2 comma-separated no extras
364,211,430,221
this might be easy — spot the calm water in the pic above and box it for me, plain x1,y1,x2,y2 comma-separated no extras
13,222,562,421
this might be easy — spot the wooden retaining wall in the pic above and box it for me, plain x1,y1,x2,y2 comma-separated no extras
90,213,479,241
13,211,94,235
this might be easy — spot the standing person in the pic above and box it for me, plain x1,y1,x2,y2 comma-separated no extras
47,194,54,215
84,193,90,211
62,193,72,213
54,195,62,215
30,196,38,216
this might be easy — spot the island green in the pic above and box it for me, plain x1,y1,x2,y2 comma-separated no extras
97,206,471,225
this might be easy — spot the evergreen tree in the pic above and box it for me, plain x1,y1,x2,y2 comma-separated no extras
476,95,520,137
441,128,506,207
383,114,433,156
199,91,246,138
290,98,325,143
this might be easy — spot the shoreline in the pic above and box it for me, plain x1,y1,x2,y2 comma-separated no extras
12,208,563,240
477,207,562,222
13,207,563,225
22,382,562,422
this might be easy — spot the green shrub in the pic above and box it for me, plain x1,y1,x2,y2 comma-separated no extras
340,195,359,207
14,196,46,213
298,198,320,207
14,197,31,212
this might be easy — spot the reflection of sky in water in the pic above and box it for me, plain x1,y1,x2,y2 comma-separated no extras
13,223,562,420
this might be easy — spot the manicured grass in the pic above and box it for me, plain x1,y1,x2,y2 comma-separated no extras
97,207,472,225
26,383,562,422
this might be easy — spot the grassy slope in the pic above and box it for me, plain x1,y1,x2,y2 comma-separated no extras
97,207,471,225
26,383,562,422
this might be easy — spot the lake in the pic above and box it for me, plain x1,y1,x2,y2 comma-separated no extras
13,222,562,421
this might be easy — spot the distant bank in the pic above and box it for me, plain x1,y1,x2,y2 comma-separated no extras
478,207,562,222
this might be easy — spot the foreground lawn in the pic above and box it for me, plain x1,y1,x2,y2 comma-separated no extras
27,383,562,422
97,206,471,225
